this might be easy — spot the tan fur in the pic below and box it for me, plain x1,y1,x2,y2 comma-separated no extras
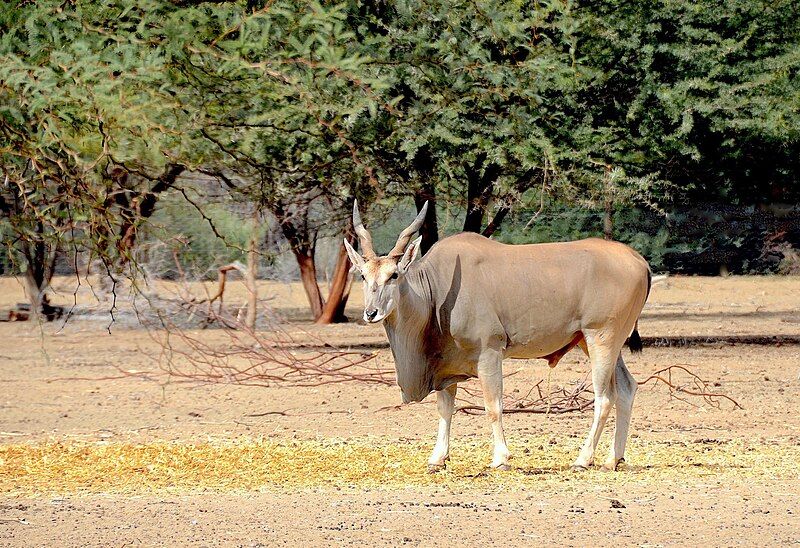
346,205,651,471
361,259,397,283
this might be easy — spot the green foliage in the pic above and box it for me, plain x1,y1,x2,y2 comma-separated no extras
2,0,798,284
496,202,795,274
349,0,585,209
1,0,379,281
574,0,800,204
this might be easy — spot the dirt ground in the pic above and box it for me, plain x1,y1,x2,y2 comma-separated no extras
1,275,799,546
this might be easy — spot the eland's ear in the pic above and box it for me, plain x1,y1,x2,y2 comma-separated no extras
398,236,423,273
343,239,365,272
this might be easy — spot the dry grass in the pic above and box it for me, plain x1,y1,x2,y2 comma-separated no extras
2,436,797,496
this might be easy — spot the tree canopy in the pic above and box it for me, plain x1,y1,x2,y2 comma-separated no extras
1,0,798,315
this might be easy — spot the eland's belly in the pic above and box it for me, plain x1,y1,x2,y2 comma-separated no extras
503,331,579,360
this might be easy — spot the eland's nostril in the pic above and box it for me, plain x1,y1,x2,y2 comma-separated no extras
365,309,378,320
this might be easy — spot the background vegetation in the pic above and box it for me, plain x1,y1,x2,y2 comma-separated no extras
1,0,798,320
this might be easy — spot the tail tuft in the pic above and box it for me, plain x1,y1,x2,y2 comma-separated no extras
627,327,643,353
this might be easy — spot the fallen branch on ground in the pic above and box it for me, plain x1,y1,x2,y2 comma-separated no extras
637,364,743,409
74,264,741,410
142,268,388,387
145,320,388,388
455,363,742,415
456,376,594,415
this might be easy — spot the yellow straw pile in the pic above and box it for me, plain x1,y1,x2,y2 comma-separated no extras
1,436,797,495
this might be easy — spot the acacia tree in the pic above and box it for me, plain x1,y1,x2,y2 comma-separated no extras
345,0,587,249
0,161,69,312
538,0,799,252
570,0,800,207
165,1,388,323
1,0,384,321
0,4,116,309
350,0,799,249
5,0,796,318
0,0,204,311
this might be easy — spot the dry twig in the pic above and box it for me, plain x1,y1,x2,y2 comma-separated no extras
73,261,741,412
637,364,743,409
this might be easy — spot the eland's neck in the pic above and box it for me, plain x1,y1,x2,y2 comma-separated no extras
382,266,433,403
384,267,431,332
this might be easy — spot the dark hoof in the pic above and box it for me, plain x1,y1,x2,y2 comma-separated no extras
427,463,447,473
570,464,590,473
492,463,512,472
601,458,626,472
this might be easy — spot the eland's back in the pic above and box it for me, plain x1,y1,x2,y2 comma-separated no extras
415,232,650,359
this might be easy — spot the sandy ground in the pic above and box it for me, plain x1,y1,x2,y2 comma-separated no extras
1,275,799,546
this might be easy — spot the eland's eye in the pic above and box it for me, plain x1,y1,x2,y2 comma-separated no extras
389,272,398,280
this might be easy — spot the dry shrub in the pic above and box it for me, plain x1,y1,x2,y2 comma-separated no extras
79,263,740,413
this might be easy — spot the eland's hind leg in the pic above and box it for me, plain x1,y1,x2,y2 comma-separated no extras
572,329,621,470
477,347,511,470
602,354,637,471
428,384,457,471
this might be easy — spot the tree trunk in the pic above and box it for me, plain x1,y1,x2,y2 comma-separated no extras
603,166,614,240
316,204,357,324
274,199,326,321
411,146,439,254
296,252,324,320
20,220,59,316
315,240,354,324
463,154,501,233
244,213,259,330
115,163,186,263
482,206,509,238
336,271,353,319
463,201,486,233
23,269,45,314
603,198,614,240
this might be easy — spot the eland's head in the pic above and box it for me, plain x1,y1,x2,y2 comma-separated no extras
344,200,428,323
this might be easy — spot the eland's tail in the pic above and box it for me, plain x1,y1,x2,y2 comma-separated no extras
626,268,651,354
627,321,644,353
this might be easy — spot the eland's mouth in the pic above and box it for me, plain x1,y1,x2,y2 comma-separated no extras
363,300,393,323
364,312,387,323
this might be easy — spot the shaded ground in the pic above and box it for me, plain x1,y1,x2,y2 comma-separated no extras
1,275,799,546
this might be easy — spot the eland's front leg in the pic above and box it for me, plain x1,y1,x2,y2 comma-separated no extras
428,384,457,471
477,349,511,470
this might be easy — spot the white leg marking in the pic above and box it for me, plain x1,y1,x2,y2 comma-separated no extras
428,384,457,469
